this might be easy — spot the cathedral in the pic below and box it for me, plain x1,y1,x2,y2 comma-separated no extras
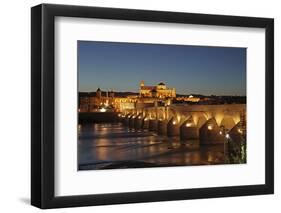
139,80,176,98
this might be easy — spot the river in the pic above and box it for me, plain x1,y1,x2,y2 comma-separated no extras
78,123,226,170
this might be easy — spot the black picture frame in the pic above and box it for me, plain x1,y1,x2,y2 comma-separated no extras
31,3,274,209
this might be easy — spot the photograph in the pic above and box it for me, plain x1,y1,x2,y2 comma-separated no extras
29,3,274,209
78,41,247,170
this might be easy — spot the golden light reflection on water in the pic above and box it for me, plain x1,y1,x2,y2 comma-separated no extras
79,123,227,169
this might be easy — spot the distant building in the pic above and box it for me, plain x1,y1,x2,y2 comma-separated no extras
176,95,200,103
79,88,137,112
79,81,178,112
139,81,176,98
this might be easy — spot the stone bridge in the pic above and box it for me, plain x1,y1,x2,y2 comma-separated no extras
119,104,246,145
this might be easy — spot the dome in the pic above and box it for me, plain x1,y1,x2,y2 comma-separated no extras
158,82,165,86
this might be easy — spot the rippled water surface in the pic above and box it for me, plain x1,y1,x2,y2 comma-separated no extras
78,123,226,170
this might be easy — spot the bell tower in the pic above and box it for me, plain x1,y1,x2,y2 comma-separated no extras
96,87,102,99
140,80,145,87
139,80,145,97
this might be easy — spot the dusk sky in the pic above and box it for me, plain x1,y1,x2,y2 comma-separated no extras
78,41,246,96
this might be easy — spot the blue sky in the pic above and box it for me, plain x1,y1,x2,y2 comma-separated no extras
78,41,246,96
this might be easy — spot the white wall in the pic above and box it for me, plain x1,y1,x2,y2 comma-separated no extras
0,0,279,212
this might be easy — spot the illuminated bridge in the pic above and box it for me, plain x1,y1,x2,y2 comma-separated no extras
118,104,246,145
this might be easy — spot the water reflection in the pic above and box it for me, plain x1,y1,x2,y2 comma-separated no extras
78,123,226,170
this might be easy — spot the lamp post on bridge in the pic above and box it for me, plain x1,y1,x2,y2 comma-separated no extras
220,125,229,163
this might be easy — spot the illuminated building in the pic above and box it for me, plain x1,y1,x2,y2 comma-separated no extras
79,81,177,112
79,88,115,112
79,88,137,112
139,81,176,98
176,95,200,103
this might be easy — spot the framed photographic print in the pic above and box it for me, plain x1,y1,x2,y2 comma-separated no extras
31,3,274,209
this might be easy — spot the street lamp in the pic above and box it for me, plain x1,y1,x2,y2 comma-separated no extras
100,108,106,112
220,125,229,163
186,122,192,127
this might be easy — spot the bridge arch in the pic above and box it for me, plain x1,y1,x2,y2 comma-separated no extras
157,107,167,120
167,108,181,123
195,114,208,129
167,116,180,137
220,115,237,131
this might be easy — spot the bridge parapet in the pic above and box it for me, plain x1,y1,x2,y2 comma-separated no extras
122,104,245,128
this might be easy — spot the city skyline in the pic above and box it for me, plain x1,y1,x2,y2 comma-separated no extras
78,41,246,96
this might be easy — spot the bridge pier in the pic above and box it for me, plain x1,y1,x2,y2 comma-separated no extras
180,125,200,147
142,118,149,129
157,120,168,135
117,114,122,122
167,118,180,137
124,114,131,126
129,114,136,128
228,122,244,143
135,115,143,129
199,118,224,144
119,115,125,124
180,126,199,140
148,119,158,131
228,122,245,157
